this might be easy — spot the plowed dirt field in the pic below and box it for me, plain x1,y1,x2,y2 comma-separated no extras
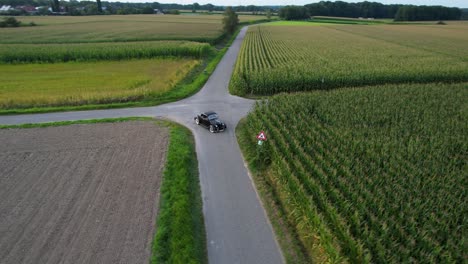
0,121,169,264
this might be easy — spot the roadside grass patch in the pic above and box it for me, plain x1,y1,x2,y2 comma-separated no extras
152,120,207,264
0,116,154,129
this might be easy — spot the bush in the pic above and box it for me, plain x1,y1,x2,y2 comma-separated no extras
0,17,21,28
166,9,180,15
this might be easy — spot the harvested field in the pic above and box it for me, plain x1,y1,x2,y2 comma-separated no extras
0,121,169,264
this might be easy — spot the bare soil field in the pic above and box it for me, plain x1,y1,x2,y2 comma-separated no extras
0,121,169,264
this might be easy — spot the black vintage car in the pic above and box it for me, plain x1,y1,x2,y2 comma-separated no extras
194,111,227,133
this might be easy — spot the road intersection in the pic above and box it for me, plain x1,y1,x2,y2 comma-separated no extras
0,27,284,264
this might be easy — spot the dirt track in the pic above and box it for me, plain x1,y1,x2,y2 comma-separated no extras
0,121,169,264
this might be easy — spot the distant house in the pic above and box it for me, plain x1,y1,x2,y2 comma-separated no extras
0,5,15,12
17,5,37,14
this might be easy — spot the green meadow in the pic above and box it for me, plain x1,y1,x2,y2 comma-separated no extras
0,59,199,109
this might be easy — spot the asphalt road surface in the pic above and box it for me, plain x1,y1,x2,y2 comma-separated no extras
0,27,285,264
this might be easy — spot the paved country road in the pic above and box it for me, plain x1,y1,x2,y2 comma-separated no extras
0,27,285,264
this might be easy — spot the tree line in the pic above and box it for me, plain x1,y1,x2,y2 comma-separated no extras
280,1,462,21
0,1,225,15
0,1,278,16
394,5,462,21
305,1,399,18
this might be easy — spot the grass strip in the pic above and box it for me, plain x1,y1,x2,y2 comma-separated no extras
151,121,207,264
0,116,153,129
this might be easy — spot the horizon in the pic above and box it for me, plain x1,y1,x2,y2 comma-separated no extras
97,1,468,9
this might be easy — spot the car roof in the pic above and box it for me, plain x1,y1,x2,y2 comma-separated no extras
204,111,217,116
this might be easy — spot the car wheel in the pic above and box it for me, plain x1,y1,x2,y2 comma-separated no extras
209,125,215,133
195,118,200,125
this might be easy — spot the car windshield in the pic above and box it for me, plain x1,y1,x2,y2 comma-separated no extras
208,114,218,120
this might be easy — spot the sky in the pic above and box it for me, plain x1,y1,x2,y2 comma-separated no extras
115,1,468,8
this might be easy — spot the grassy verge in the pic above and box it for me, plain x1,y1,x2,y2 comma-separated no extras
0,116,154,129
0,117,208,264
235,118,312,264
152,121,207,264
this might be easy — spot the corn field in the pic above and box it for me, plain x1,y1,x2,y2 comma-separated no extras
230,25,468,95
1,15,268,45
239,83,467,263
0,41,212,63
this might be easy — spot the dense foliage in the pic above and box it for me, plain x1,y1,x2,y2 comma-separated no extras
0,17,20,27
279,6,310,20
305,1,461,20
239,83,467,263
0,0,226,15
222,7,239,34
306,1,399,18
230,25,468,96
462,9,468,20
395,5,461,21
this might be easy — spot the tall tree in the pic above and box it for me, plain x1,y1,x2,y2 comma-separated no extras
206,4,214,12
96,0,102,13
222,7,239,34
266,8,272,20
192,2,200,13
52,0,59,12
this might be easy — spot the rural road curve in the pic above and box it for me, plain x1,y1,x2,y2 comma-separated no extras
0,27,285,264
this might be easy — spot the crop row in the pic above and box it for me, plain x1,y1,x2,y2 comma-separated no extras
0,41,212,63
230,25,468,95
239,83,467,262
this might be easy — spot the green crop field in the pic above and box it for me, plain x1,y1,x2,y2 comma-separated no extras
0,13,261,112
0,58,199,109
230,24,468,95
238,82,467,263
1,14,268,44
0,41,211,63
